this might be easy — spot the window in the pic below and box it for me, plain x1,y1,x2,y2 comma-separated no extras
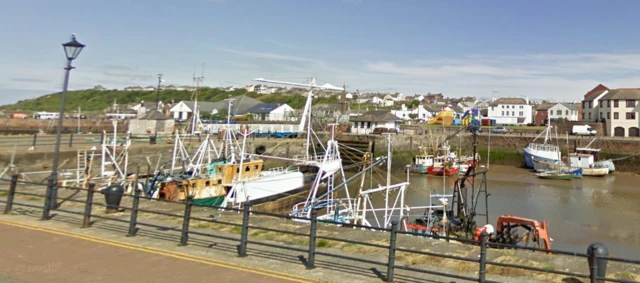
588,113,592,119
607,100,610,107
501,111,504,116
626,100,636,107
519,111,524,116
501,105,504,108
614,112,619,120
583,102,587,109
582,113,585,120
565,110,569,115
614,100,619,107
607,112,610,119
599,101,604,107
520,105,523,109
512,111,515,116
600,112,603,118
491,107,494,111
556,110,562,115
506,105,510,109
589,101,592,108
626,112,636,120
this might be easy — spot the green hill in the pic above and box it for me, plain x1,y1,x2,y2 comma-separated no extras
1,88,339,112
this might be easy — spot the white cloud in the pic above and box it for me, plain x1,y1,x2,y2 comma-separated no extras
5,48,640,105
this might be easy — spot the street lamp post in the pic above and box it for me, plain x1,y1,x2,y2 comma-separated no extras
43,34,85,220
156,74,163,111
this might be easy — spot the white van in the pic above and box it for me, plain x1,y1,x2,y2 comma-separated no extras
571,125,597,136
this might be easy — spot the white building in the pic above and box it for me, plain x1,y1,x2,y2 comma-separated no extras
350,110,402,135
487,98,532,125
391,104,432,121
581,85,610,122
548,103,579,121
597,88,640,137
240,103,295,121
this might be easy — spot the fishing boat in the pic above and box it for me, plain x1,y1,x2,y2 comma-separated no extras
407,146,434,174
428,143,459,176
567,153,609,177
574,138,615,173
536,171,574,180
524,118,561,168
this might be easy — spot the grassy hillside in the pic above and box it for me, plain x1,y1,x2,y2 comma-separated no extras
1,88,340,112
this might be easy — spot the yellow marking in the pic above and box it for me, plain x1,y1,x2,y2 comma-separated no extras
0,218,328,283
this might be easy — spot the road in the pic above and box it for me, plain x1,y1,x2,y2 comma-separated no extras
0,222,309,283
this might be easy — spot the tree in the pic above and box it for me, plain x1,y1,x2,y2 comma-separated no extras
408,113,418,120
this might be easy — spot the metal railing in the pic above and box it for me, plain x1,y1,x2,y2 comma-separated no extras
0,175,638,283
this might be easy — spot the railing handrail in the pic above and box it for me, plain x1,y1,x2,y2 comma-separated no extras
0,177,638,283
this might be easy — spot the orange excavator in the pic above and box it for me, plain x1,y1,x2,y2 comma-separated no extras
474,215,552,254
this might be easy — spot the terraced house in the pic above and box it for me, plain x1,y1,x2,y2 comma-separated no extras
597,89,640,137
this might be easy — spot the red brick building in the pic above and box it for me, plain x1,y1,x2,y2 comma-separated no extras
535,103,553,125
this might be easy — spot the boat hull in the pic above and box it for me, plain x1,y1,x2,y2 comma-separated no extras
594,159,615,172
524,147,559,169
536,173,574,180
408,165,429,174
579,167,609,176
230,171,305,205
427,166,459,176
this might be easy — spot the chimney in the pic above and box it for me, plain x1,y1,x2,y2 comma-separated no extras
526,97,529,105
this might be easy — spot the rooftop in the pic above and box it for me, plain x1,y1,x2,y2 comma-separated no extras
350,110,402,122
489,98,527,106
242,103,282,114
599,88,640,100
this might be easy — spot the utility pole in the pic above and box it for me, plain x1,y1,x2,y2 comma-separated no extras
156,74,163,111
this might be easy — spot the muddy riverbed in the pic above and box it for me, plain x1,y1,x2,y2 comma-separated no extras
354,165,640,259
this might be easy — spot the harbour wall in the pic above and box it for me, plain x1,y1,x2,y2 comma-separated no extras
2,133,640,174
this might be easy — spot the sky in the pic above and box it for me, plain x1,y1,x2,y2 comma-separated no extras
3,0,640,105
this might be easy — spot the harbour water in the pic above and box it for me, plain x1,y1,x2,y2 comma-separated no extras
348,165,640,259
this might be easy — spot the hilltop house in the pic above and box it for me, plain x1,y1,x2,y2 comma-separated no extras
423,93,444,104
487,98,533,125
595,88,640,137
169,95,262,121
391,104,432,121
237,103,295,121
581,84,610,122
350,110,402,135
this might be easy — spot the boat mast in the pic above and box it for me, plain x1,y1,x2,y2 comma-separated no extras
384,133,392,223
191,65,204,135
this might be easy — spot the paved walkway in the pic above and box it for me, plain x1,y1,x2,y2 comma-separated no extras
0,222,306,283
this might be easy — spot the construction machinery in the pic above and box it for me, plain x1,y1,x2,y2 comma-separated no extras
474,215,552,254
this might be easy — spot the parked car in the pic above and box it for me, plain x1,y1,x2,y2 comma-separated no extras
491,126,509,134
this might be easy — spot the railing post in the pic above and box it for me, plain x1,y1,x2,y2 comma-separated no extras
3,175,18,214
307,208,318,270
478,232,488,283
589,245,598,283
238,202,251,257
32,133,37,149
179,195,193,246
69,132,74,148
41,177,54,220
587,243,608,283
127,187,142,237
386,221,398,283
81,183,95,228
